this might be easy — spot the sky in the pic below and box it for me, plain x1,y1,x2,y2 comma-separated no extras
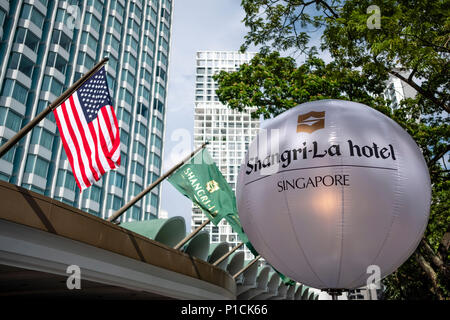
160,0,250,230
159,1,330,231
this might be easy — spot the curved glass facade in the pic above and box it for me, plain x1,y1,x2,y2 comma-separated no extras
0,0,172,222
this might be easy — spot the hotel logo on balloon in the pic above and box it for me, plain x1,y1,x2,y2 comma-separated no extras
297,111,326,133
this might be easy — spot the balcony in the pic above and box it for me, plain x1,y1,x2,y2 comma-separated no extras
49,43,70,61
11,43,37,64
44,66,65,85
6,69,32,90
0,97,26,117
81,198,100,213
18,18,42,39
22,173,46,191
28,144,52,162
54,186,75,202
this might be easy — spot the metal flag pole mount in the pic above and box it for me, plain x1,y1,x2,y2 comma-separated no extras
233,255,261,279
108,141,209,223
174,218,210,250
324,288,344,300
0,57,109,159
213,242,244,266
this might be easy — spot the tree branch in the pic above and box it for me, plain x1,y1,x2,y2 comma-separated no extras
316,0,339,19
438,224,450,264
427,144,450,167
415,252,444,300
388,69,450,113
400,33,450,53
420,239,445,273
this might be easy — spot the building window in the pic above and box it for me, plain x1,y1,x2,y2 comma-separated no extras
15,27,39,53
149,172,159,184
127,18,140,36
42,76,64,96
30,127,54,150
150,193,158,208
23,183,45,194
138,85,150,101
0,137,16,163
149,8,157,23
136,103,148,118
107,16,122,34
143,53,154,69
151,153,161,168
129,2,142,18
153,98,164,114
158,51,167,65
131,161,144,178
83,184,101,203
0,9,6,27
156,66,166,81
152,116,163,132
155,83,166,99
117,107,131,126
51,30,72,52
133,140,146,158
122,48,137,69
130,182,143,197
109,171,124,189
86,0,103,15
159,22,170,36
105,33,120,51
80,31,98,52
107,194,123,211
20,4,45,29
120,151,128,167
121,70,136,89
56,169,76,191
143,36,155,52
46,52,68,75
25,155,50,178
134,121,148,139
130,206,141,221
151,134,162,150
110,1,124,16
120,128,129,145
8,52,34,77
1,79,28,105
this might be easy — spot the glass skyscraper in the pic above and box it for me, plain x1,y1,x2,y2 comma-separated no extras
192,50,259,260
0,0,172,221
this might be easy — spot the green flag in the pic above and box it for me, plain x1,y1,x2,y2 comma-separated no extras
225,213,296,286
224,213,259,257
272,267,296,286
168,149,236,225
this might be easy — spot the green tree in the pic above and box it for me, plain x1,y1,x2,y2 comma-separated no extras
214,0,449,299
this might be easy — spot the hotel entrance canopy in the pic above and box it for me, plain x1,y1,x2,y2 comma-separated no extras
0,180,317,300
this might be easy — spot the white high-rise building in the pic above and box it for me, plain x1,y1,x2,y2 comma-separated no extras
383,70,416,110
192,50,258,260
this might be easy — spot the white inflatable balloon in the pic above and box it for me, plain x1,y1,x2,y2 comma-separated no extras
236,99,431,289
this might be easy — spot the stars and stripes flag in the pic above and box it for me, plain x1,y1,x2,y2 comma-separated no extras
53,66,120,191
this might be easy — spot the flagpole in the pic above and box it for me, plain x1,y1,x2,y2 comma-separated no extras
233,255,261,279
0,57,109,158
174,218,210,250
108,141,209,223
213,242,244,266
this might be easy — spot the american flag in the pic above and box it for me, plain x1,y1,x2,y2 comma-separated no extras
54,66,120,191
